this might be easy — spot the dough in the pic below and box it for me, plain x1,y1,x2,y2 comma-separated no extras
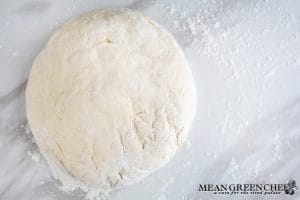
26,8,196,195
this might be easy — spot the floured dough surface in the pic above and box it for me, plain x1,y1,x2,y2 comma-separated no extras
26,8,196,195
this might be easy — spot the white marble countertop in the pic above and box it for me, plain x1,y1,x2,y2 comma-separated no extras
0,0,300,199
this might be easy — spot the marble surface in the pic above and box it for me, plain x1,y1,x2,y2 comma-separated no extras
0,0,300,199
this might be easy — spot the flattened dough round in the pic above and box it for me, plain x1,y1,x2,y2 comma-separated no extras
26,9,196,193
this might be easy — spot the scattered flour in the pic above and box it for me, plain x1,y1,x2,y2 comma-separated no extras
152,176,175,200
32,153,40,163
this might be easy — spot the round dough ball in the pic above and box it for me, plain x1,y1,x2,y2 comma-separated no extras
26,8,196,194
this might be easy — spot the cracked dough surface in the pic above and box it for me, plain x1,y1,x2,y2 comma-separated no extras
26,9,196,194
